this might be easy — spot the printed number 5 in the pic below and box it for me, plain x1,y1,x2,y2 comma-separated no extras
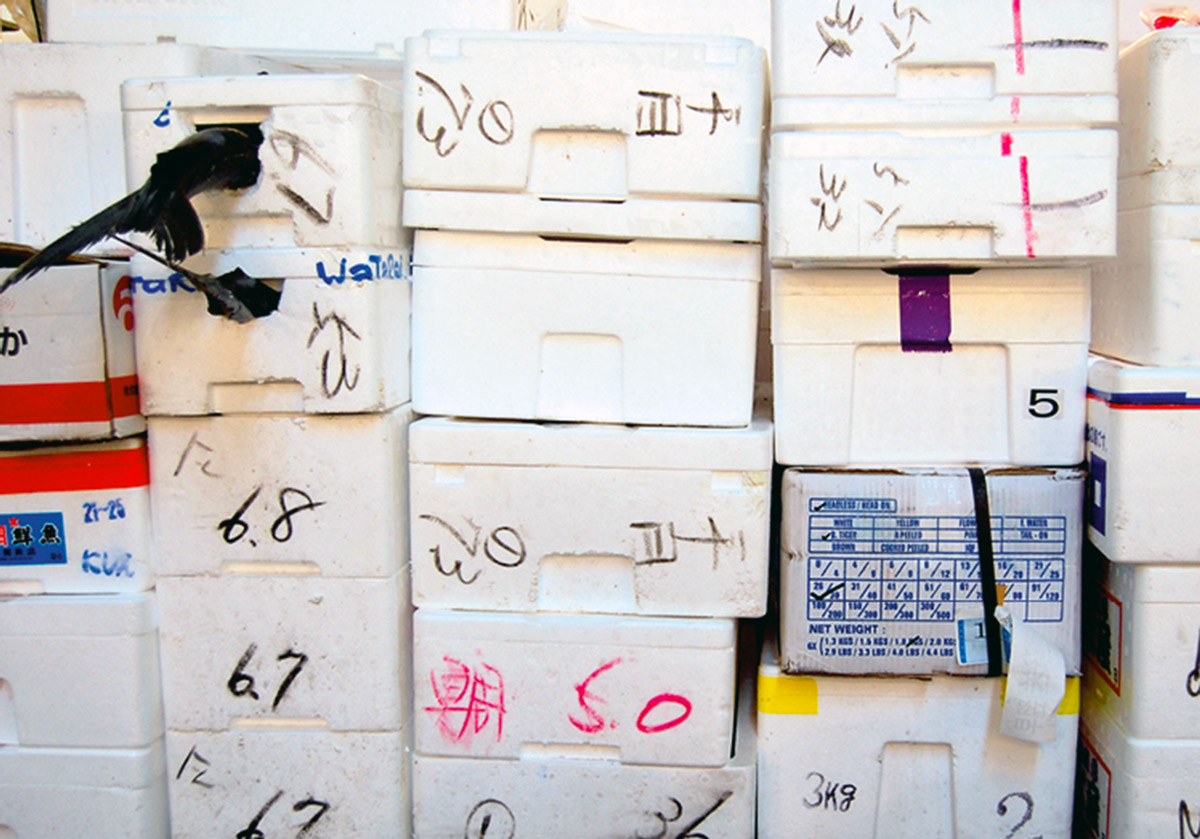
1028,389,1060,419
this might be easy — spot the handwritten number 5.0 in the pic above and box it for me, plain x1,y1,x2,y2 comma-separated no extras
1028,389,1060,419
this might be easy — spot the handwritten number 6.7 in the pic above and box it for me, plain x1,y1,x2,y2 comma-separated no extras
227,644,310,711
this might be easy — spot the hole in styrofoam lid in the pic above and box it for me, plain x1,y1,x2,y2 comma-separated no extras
529,130,628,201
0,679,17,745
896,64,995,101
538,235,634,245
191,117,267,149
538,554,636,613
520,742,621,760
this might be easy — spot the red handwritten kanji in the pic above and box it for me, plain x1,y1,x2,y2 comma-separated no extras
425,656,506,744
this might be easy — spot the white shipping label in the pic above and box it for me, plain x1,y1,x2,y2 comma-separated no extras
999,607,1066,743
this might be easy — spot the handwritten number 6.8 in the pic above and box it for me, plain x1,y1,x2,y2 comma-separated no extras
218,485,326,545
997,791,1042,839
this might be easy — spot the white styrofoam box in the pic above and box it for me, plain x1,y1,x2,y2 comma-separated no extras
1085,355,1200,561
148,407,410,577
769,129,1117,265
403,32,764,200
779,467,1084,676
157,574,409,733
0,742,168,839
412,231,760,427
0,258,142,442
131,247,410,416
0,438,150,595
121,74,405,251
1077,700,1200,839
409,416,772,617
413,610,736,767
46,0,513,50
1092,201,1200,366
758,643,1081,839
772,0,1116,104
411,666,755,838
771,268,1091,466
552,0,771,53
1082,553,1200,741
0,43,297,254
165,729,408,839
1117,27,1200,202
0,592,162,749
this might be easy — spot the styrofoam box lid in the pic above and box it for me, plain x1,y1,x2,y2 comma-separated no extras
1118,27,1200,178
0,742,165,788
772,268,1091,344
413,230,761,280
1117,179,1200,221
1082,695,1195,775
121,73,401,113
1088,353,1200,399
410,416,773,469
132,246,410,282
772,95,1118,132
0,592,156,637
1106,562,1200,605
415,609,734,648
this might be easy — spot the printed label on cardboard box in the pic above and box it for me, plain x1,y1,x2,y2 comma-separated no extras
0,512,66,566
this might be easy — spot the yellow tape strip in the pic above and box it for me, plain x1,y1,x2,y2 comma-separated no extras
758,672,819,715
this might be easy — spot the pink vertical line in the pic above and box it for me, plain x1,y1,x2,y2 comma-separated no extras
1010,96,1021,122
1001,132,1013,156
1012,0,1026,75
1019,155,1036,258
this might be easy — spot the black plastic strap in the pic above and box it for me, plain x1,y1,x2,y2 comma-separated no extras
968,467,1004,677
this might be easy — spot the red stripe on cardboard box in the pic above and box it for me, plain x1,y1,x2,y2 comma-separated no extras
0,375,140,425
0,445,149,495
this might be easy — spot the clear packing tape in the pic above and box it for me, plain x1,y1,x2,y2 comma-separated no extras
1142,5,1200,29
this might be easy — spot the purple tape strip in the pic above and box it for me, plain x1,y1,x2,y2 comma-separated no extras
898,274,952,353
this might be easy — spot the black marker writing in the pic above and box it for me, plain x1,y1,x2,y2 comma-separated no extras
465,798,516,839
236,789,284,839
997,791,1041,839
308,302,362,399
1186,629,1200,698
803,772,857,812
815,0,863,66
636,90,683,137
415,71,473,157
175,745,213,788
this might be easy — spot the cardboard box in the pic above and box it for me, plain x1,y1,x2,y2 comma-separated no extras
165,729,408,839
157,574,410,733
779,467,1084,676
0,438,151,594
1082,550,1200,740
1077,700,1200,839
1092,201,1200,366
769,129,1117,265
771,268,1091,466
409,416,772,617
0,43,296,253
411,666,755,838
0,257,142,442
131,247,410,416
759,642,1080,839
147,407,410,577
413,609,737,767
772,0,1117,104
0,592,163,749
412,231,760,427
122,74,405,250
403,32,765,202
1085,355,1200,561
0,742,168,839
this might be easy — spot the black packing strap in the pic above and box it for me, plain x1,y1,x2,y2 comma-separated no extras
968,467,1004,677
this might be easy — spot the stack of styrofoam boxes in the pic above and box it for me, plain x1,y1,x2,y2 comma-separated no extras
122,73,416,837
1081,26,1200,837
761,2,1119,836
401,31,769,835
0,439,167,838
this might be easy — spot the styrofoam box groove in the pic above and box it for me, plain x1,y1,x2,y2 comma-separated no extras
0,592,163,749
1078,700,1200,839
779,467,1084,676
147,407,411,577
759,643,1080,839
412,671,756,838
772,0,1117,101
0,43,297,253
771,95,1119,133
1091,200,1200,366
0,261,143,442
132,248,410,416
413,610,736,767
165,729,408,839
403,31,765,202
157,574,409,733
122,75,404,250
412,231,760,426
0,742,168,839
0,438,151,594
1083,553,1200,740
409,416,772,617
769,129,1117,265
771,268,1091,466
1085,355,1200,561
